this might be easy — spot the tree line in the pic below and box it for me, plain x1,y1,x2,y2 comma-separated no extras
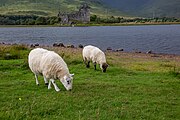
0,15,59,25
90,15,180,24
0,14,179,25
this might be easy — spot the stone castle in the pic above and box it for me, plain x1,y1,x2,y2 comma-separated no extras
58,3,90,25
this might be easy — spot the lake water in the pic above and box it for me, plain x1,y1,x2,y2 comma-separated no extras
0,25,180,55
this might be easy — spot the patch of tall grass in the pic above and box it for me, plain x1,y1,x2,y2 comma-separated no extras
0,44,29,60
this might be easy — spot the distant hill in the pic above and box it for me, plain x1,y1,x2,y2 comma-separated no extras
0,0,179,18
101,0,180,18
0,0,126,17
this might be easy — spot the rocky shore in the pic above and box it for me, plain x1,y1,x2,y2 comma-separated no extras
1,42,179,57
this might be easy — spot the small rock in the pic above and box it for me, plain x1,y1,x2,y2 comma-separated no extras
34,43,39,46
53,43,58,47
146,50,152,54
30,44,35,48
53,43,65,47
67,45,75,48
78,44,83,48
116,48,124,52
107,47,112,51
59,43,65,47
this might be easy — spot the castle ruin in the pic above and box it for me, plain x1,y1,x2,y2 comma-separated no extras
58,3,90,25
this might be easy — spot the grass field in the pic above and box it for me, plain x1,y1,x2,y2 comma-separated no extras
0,44,180,120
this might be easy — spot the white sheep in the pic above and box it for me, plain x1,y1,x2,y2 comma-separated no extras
28,48,74,92
82,45,108,72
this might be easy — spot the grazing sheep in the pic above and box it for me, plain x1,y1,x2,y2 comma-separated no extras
28,48,74,92
82,45,108,72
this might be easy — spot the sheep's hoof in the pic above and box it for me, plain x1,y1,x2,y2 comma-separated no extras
56,89,60,92
45,83,48,86
37,84,39,86
86,65,90,68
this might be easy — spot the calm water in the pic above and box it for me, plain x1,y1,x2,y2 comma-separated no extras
0,25,180,55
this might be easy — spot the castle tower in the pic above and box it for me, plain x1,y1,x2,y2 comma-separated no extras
78,3,90,23
58,3,90,25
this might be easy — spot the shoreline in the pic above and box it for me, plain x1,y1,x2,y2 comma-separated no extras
0,43,179,58
0,22,180,27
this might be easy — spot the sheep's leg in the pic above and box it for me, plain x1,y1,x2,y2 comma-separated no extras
93,62,96,70
48,80,52,89
50,79,60,92
83,57,86,65
87,61,90,68
84,57,90,68
43,76,48,86
35,74,39,86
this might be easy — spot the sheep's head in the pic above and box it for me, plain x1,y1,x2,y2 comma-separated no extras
101,63,109,72
60,74,74,91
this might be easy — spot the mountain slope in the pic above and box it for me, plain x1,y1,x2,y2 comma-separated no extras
142,0,180,18
0,0,179,18
101,0,180,18
0,0,126,17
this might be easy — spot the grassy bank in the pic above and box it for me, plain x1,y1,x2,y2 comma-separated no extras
77,22,180,27
0,22,180,27
0,45,180,120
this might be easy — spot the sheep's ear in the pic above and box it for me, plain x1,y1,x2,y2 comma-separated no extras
106,63,109,67
70,73,74,77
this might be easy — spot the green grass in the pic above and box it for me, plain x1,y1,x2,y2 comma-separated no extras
0,45,180,120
